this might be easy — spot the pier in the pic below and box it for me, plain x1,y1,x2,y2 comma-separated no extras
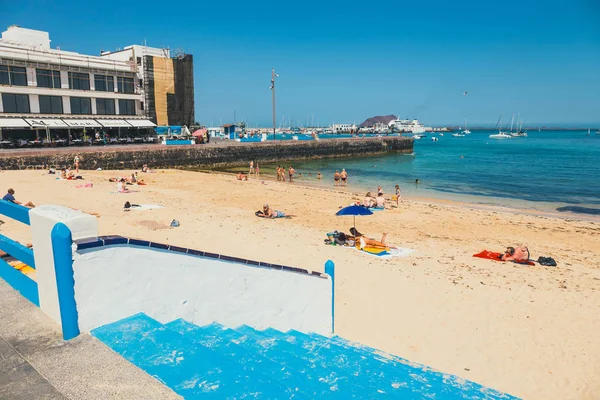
0,136,413,170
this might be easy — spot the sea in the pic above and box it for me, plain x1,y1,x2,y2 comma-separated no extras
261,130,600,217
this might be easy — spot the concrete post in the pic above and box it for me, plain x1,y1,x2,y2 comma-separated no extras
325,260,335,333
52,223,80,340
29,205,98,326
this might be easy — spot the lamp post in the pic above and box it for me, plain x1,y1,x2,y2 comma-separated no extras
270,68,278,141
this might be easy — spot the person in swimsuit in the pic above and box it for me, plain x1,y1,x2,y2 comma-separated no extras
237,172,248,181
349,228,397,249
334,170,340,186
340,169,348,186
288,166,295,182
317,171,322,180
259,204,295,219
393,184,401,208
500,246,530,262
375,192,385,208
377,186,383,196
249,160,254,175
363,192,375,208
255,162,260,176
74,155,81,174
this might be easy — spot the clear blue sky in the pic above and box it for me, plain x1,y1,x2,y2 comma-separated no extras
2,0,599,127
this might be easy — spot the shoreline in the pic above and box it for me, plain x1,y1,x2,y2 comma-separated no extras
195,168,600,223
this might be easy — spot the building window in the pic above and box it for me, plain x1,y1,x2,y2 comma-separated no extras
140,101,144,111
117,76,134,94
0,65,27,86
136,57,142,66
96,98,115,115
2,93,30,113
70,97,92,114
68,72,90,90
118,99,136,115
39,95,63,114
37,69,61,88
94,74,114,92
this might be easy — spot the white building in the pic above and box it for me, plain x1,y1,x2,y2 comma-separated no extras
0,25,157,138
331,123,356,133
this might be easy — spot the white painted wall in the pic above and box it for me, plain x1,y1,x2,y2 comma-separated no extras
29,205,98,325
74,246,332,334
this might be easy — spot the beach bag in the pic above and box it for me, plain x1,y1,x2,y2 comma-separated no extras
170,219,180,228
538,257,557,267
124,201,131,209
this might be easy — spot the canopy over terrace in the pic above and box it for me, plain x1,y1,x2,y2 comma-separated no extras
0,116,157,142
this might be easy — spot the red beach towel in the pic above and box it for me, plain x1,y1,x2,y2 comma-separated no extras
473,250,535,266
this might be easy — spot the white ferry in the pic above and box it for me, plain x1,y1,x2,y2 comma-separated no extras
388,118,431,134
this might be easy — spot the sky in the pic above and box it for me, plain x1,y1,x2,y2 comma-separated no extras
2,0,599,127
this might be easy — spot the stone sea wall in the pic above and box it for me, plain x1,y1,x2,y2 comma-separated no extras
0,137,413,170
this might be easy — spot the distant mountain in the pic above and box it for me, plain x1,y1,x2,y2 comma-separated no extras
359,115,397,127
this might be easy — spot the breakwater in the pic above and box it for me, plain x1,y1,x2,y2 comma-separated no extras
0,137,413,170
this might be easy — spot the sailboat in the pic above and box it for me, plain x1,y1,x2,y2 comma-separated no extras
489,114,512,139
510,115,527,137
587,129,591,136
462,117,471,134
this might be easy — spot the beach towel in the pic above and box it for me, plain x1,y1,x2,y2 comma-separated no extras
356,246,414,258
76,183,93,188
128,204,163,211
473,250,535,266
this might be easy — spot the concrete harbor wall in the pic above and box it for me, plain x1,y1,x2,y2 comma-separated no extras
0,137,412,170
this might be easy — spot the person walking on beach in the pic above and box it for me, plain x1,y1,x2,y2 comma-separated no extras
249,161,255,175
393,184,402,208
340,169,348,186
281,166,286,182
74,154,81,174
288,165,295,182
334,170,341,186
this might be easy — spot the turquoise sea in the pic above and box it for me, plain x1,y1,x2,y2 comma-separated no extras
267,130,600,216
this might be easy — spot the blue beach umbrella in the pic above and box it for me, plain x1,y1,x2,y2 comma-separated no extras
336,205,373,233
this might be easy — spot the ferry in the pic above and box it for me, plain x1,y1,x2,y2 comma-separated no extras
388,118,431,134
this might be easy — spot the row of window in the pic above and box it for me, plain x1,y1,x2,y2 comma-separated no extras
0,66,135,93
2,93,136,115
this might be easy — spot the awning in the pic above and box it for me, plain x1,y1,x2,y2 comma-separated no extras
24,118,69,128
192,128,207,137
126,119,157,128
0,118,30,128
63,119,101,128
96,119,133,128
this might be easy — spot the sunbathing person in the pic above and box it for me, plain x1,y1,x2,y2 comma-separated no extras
237,172,248,181
117,179,129,193
500,246,530,262
349,227,396,249
258,204,295,219
363,192,375,208
375,192,385,208
2,188,34,208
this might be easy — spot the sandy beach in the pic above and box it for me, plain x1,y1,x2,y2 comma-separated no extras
1,168,599,400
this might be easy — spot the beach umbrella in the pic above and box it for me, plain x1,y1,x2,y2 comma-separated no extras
336,205,373,234
192,128,208,137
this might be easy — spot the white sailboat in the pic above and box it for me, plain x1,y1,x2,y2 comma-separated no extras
462,117,471,134
510,115,527,137
452,132,465,137
489,114,512,139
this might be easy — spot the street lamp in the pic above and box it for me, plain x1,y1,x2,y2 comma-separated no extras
270,68,279,141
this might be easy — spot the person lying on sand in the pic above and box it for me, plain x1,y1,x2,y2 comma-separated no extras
257,204,295,219
349,227,397,249
500,246,530,262
2,188,35,208
237,172,248,181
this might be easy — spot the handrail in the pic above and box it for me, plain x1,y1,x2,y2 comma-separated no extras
0,234,35,269
0,201,31,225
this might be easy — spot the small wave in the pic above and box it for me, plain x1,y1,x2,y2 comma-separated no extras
556,206,600,215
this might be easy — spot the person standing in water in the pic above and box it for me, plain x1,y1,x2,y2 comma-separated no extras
334,170,341,186
340,169,348,186
288,165,295,182
317,171,322,180
249,161,255,175
255,162,260,176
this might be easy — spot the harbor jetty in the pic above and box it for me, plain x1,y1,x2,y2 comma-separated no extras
0,136,412,170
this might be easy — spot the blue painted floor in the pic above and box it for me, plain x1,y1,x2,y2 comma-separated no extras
91,313,518,399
